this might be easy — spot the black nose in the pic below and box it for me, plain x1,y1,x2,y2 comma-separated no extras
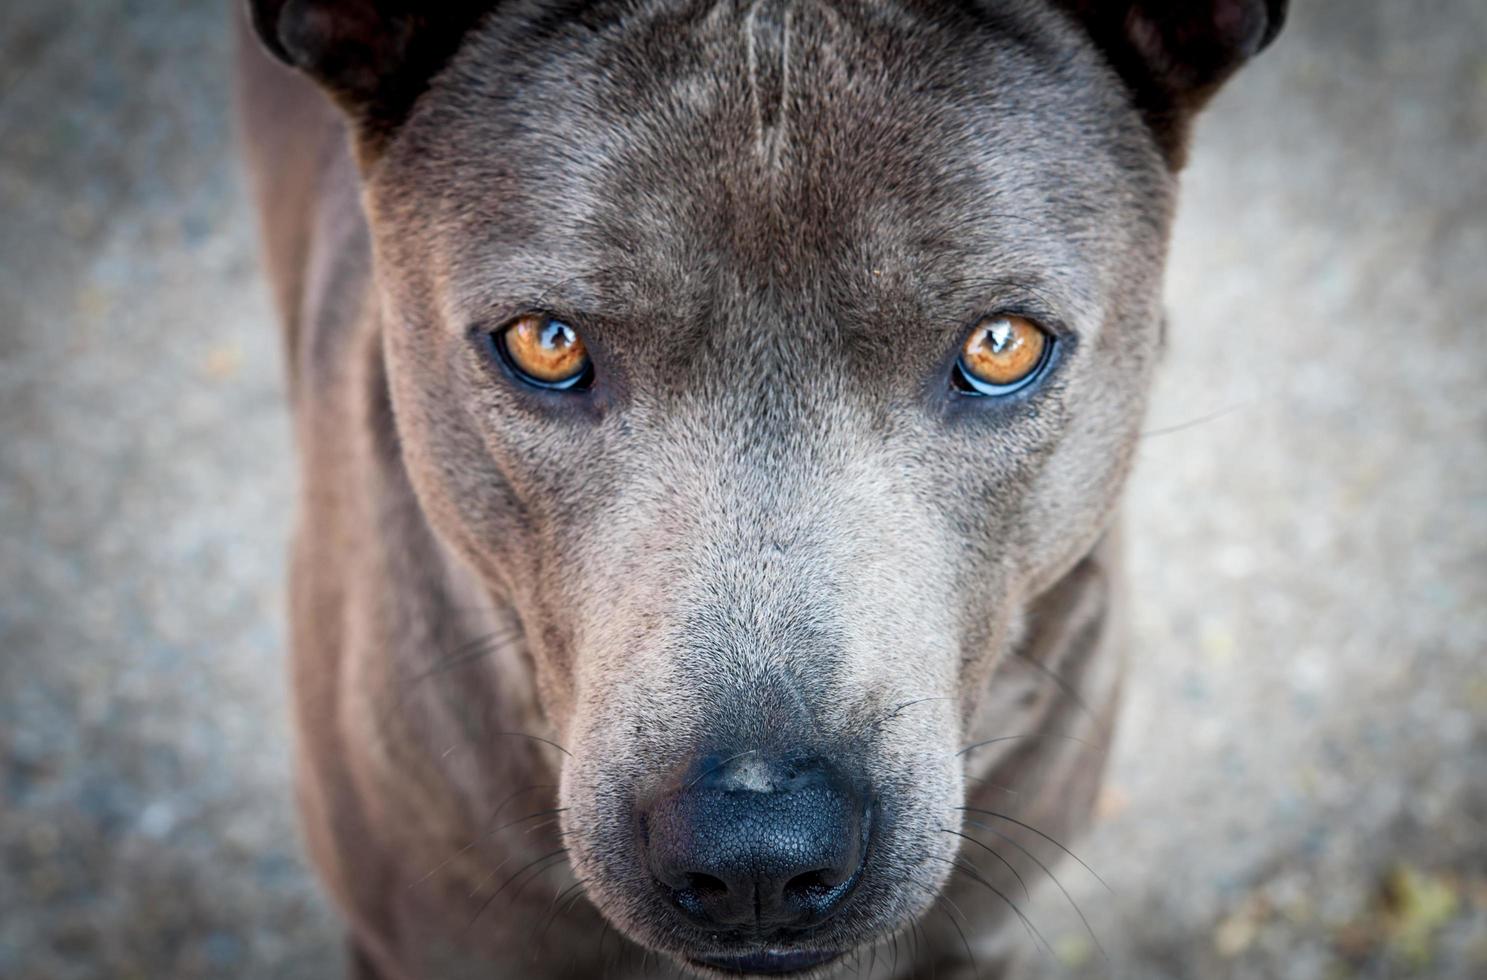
642,753,870,932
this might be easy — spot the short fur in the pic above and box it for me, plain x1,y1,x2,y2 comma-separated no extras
235,1,1283,977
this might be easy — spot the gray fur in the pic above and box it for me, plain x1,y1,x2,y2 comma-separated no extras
236,0,1283,976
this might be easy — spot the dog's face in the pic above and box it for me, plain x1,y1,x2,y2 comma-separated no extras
253,0,1283,971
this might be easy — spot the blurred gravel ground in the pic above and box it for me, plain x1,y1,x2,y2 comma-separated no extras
0,2,1483,979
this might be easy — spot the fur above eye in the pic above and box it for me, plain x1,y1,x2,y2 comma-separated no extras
494,314,594,391
952,315,1053,396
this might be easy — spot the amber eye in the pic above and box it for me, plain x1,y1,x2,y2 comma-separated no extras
494,314,593,390
953,315,1052,396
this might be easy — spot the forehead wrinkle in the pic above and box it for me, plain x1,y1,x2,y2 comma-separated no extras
745,0,793,165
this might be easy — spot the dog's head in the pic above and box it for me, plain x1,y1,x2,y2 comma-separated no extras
252,0,1283,972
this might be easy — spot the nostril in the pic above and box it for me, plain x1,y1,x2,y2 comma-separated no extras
783,868,836,899
684,872,729,897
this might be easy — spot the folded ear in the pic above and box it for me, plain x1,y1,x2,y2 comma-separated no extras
245,0,493,154
1055,0,1287,165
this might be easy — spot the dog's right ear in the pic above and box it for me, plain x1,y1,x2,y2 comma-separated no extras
245,0,493,156
1054,0,1288,165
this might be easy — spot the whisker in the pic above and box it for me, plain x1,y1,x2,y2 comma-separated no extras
890,870,979,971
411,842,477,890
913,919,934,980
1009,649,1095,723
961,773,1020,795
597,916,613,972
936,857,1054,961
491,730,572,757
1140,401,1248,440
940,827,1030,900
467,848,569,928
570,896,615,978
685,749,758,789
962,817,1108,958
956,731,1099,758
434,803,565,892
514,814,567,840
534,877,589,950
507,851,570,908
411,784,559,888
400,629,518,690
935,894,979,980
956,806,1112,893
498,805,566,828
488,785,556,819
462,814,568,903
864,696,953,737
466,853,517,901
480,806,568,845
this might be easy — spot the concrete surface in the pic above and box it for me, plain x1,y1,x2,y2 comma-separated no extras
0,1,1483,978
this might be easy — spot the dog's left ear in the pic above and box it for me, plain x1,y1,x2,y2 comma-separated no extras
245,0,494,156
1054,0,1287,165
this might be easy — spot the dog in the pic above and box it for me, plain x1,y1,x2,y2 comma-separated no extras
236,1,1284,976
